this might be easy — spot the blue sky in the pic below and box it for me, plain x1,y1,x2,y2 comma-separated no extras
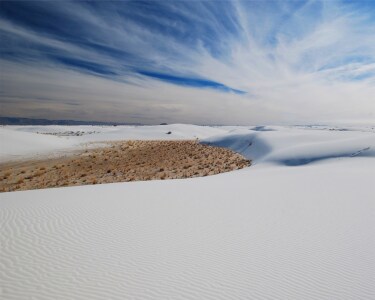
0,0,374,124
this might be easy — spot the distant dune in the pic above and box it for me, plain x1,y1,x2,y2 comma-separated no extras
0,116,141,126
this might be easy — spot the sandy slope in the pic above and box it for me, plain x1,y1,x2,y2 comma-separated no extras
0,140,250,192
1,124,375,299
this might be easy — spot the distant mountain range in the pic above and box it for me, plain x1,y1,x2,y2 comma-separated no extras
0,116,142,126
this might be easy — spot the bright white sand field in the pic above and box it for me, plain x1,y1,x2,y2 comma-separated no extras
1,124,375,299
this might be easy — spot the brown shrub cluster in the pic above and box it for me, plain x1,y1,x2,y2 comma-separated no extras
0,140,250,192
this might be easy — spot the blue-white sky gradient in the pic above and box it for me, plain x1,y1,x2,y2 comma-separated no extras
1,0,374,124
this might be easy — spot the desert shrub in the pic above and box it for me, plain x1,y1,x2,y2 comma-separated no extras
34,170,44,177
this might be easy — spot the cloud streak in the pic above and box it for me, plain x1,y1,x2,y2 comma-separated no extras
0,0,374,124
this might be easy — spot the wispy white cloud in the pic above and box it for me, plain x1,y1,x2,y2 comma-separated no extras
0,0,374,124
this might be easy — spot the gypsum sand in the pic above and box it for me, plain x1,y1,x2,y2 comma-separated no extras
0,140,251,192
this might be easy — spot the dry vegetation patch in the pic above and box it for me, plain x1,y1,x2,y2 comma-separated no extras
0,140,250,192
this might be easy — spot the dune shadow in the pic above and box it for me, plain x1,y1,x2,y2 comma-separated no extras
278,147,372,166
251,126,275,132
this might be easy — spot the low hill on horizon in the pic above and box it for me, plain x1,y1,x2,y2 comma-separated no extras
0,116,142,126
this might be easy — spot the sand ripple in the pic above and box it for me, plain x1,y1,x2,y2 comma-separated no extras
1,172,374,299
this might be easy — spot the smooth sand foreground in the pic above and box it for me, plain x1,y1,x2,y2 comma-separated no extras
0,140,250,192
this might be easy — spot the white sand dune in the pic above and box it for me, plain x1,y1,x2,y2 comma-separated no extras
0,124,226,162
202,125,375,165
0,127,77,162
1,124,375,299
